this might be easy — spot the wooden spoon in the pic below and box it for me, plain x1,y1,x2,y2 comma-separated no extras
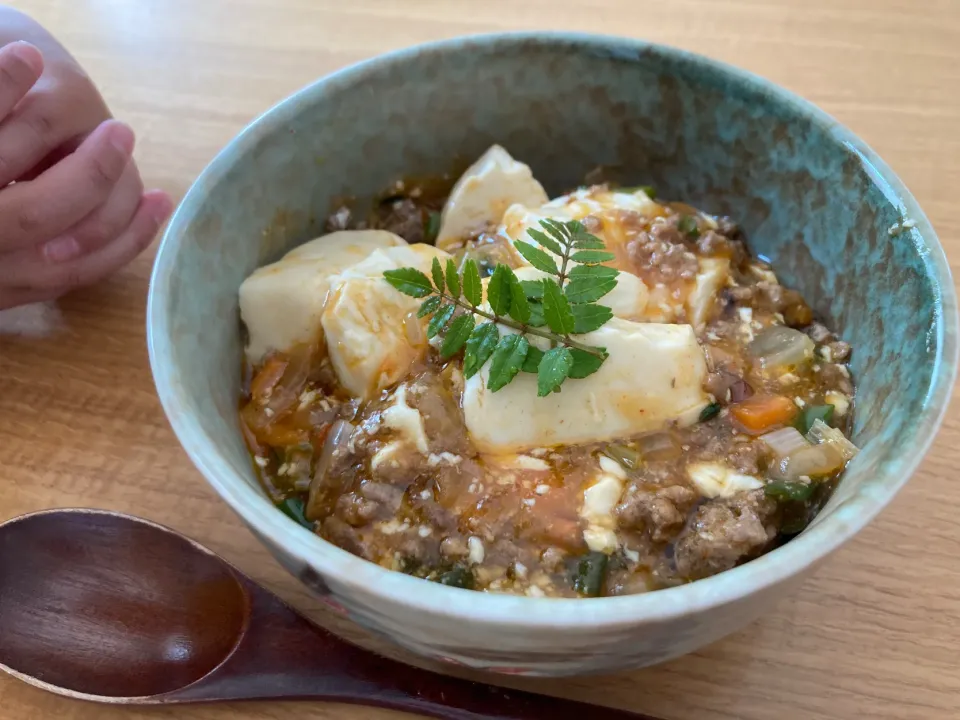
0,508,655,719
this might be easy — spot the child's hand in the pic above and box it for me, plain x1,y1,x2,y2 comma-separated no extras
0,9,172,310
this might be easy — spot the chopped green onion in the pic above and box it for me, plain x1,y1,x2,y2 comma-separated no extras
764,480,814,502
277,496,313,529
424,211,441,244
678,215,700,238
699,402,722,422
795,404,835,435
572,552,608,597
436,565,474,589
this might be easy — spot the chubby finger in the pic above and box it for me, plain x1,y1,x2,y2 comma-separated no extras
0,120,134,253
57,160,144,258
0,42,43,120
0,190,172,295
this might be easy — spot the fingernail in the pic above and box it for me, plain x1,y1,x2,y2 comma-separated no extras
147,191,174,223
43,236,81,263
108,122,136,156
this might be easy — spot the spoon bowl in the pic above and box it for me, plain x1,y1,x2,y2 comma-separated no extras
0,509,651,719
0,509,246,700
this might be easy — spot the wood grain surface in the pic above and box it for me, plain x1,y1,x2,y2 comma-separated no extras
1,1,958,719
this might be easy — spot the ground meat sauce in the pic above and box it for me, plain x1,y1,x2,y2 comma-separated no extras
240,178,857,598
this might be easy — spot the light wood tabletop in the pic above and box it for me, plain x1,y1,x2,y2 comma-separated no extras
1,1,959,718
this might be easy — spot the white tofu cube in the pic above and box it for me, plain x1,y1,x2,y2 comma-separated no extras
239,230,405,363
436,145,548,250
462,319,710,453
321,244,452,398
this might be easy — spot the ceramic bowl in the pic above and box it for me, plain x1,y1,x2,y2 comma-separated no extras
147,33,957,676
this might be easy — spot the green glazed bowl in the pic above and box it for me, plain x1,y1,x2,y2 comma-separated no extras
148,33,957,676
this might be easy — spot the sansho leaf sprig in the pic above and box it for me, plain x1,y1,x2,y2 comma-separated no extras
384,219,620,396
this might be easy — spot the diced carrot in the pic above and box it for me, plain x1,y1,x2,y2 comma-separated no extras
730,393,798,434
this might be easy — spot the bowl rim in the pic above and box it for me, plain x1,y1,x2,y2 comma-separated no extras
148,31,958,629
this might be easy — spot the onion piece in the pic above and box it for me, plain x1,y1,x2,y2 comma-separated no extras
772,442,848,480
759,426,809,458
262,345,313,418
748,326,815,369
635,431,682,462
766,420,859,481
306,419,355,519
250,354,288,402
729,379,754,403
807,419,859,460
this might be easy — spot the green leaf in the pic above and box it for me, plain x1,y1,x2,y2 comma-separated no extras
463,322,499,378
427,303,455,339
417,295,442,318
431,257,445,292
520,280,544,299
527,228,564,256
540,218,572,245
424,211,442,244
537,347,573,396
541,280,575,335
570,249,616,264
565,276,618,303
445,258,461,298
795,404,835,435
487,265,514,316
508,276,532,324
440,313,474,359
764,480,814,502
562,219,586,235
572,233,606,249
565,264,619,303
569,264,619,280
699,402,722,422
486,334,529,392
570,303,613,334
514,240,560,275
568,347,607,379
527,301,546,327
462,258,482,306
678,215,700,238
383,268,433,298
522,346,544,373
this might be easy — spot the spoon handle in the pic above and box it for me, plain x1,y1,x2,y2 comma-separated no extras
168,574,654,719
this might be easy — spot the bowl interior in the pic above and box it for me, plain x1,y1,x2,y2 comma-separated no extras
150,34,955,607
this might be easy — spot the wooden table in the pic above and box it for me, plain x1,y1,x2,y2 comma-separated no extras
1,1,958,718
